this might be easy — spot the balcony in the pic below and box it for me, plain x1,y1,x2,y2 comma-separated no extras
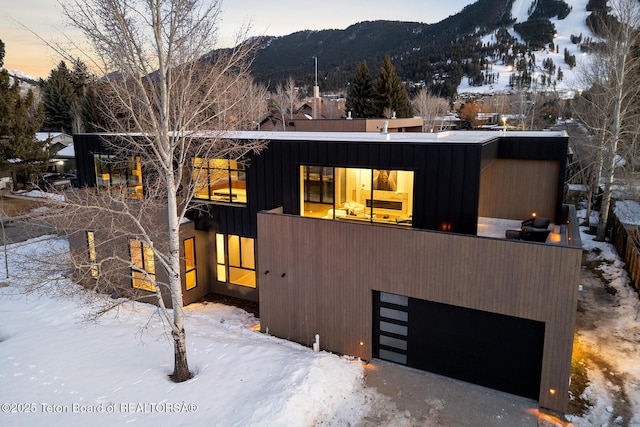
477,205,581,248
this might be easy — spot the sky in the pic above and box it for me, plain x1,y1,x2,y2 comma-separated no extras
0,0,474,79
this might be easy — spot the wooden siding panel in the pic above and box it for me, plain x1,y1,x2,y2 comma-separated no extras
258,212,581,412
478,159,559,221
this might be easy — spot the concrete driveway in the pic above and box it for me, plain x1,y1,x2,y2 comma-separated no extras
364,359,547,426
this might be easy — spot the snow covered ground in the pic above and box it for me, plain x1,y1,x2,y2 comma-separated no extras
0,236,400,426
457,0,593,96
0,207,639,426
566,209,640,426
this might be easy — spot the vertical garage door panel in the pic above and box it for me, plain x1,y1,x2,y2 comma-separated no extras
374,292,545,400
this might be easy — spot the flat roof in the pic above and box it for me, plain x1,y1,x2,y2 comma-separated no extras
217,130,567,144
76,130,567,145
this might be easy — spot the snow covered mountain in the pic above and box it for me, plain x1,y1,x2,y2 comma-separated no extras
2,68,40,96
457,0,596,96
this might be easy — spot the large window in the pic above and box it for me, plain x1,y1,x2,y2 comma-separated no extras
86,231,98,278
184,237,197,291
94,154,143,198
300,166,414,226
216,234,255,288
193,158,246,204
129,239,156,292
303,166,334,204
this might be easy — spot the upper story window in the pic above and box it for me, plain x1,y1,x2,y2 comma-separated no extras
301,166,414,226
193,158,247,204
94,154,143,198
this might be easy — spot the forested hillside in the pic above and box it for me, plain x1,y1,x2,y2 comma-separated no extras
244,0,600,98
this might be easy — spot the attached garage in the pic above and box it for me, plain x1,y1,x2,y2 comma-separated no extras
373,291,546,400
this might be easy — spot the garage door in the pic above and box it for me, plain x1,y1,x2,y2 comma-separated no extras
373,291,545,400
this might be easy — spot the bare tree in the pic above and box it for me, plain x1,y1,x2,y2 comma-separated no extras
411,90,449,132
576,0,640,241
269,77,300,131
56,0,267,382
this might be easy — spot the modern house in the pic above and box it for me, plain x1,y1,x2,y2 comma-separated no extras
70,130,581,412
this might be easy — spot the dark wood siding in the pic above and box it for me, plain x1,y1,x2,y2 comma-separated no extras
67,201,205,307
257,211,582,412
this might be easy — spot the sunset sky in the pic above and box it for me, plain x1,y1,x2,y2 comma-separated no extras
1,0,474,79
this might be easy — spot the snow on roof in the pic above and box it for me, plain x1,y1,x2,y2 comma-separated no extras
56,143,75,158
36,132,64,141
210,130,567,144
75,130,568,146
614,200,640,226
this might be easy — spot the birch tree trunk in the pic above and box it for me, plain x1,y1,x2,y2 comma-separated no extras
58,0,268,382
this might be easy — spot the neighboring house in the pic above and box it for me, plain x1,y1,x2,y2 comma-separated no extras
70,130,581,413
36,132,73,154
36,132,74,173
53,143,77,173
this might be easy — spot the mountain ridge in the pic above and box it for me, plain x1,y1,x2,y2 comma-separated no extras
247,0,598,97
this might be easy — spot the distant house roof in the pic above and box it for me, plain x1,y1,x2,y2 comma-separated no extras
614,200,640,227
55,143,75,158
36,132,73,146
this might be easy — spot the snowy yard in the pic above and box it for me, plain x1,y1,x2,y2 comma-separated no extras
0,208,639,426
0,236,393,426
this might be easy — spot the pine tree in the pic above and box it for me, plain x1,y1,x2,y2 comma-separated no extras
373,55,412,118
345,61,376,118
41,62,76,133
70,58,101,132
0,69,47,186
0,39,5,68
41,59,103,133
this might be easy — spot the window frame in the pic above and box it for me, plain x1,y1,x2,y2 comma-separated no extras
93,154,143,198
300,165,414,226
86,230,98,278
215,233,256,288
183,237,197,291
129,238,156,292
193,158,247,204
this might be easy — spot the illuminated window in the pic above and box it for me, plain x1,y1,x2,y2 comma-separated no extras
193,158,246,204
215,233,255,288
184,237,197,291
129,239,156,292
300,166,414,226
94,154,143,198
86,231,98,278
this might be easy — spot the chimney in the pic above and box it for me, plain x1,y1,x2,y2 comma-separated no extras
312,57,320,120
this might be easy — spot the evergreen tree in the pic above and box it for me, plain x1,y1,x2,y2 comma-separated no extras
41,59,103,133
0,39,5,68
0,69,48,186
373,55,412,118
41,61,76,133
70,58,102,132
345,61,376,118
